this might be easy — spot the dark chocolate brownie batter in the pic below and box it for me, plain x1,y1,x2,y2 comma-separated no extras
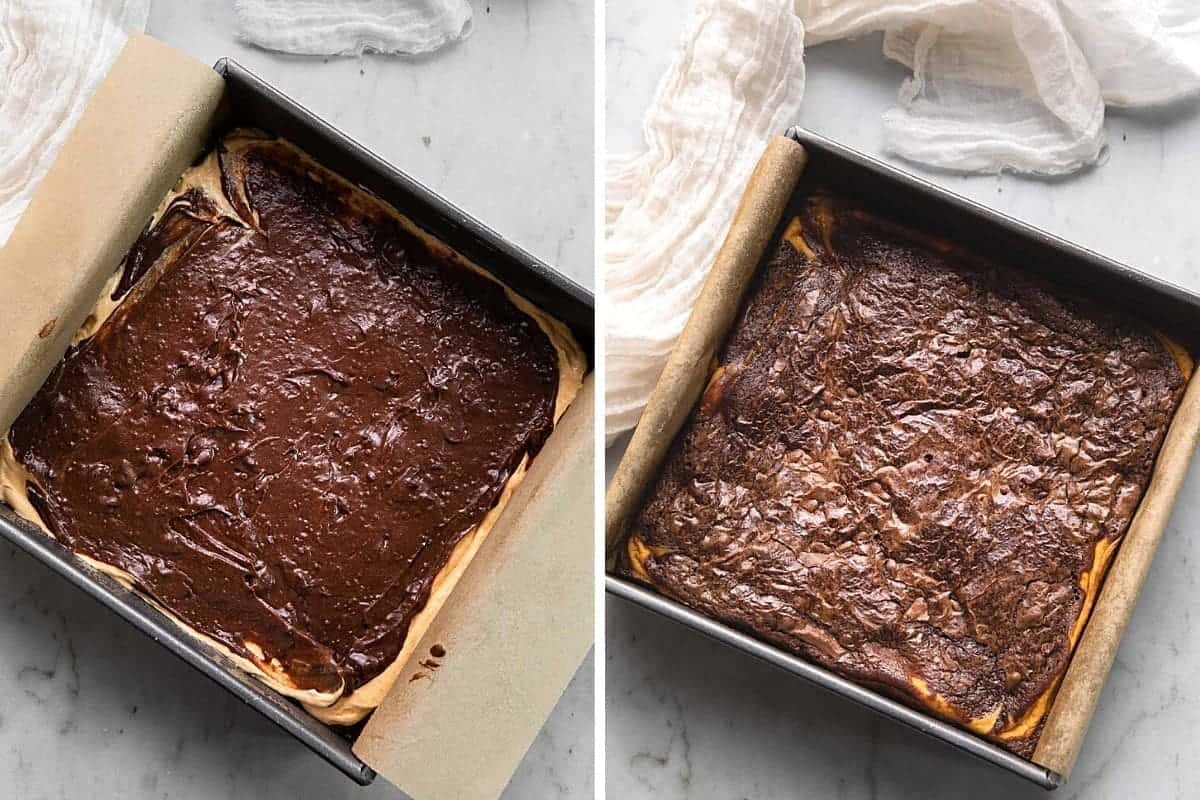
8,134,561,699
624,192,1186,755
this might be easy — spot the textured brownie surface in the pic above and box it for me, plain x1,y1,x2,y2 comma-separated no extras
624,192,1186,755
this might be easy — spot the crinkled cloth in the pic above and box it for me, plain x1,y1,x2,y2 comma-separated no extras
0,0,148,249
802,0,1200,174
605,0,1200,441
234,0,472,56
606,0,806,441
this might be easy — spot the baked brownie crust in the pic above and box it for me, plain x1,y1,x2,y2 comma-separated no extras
624,193,1187,755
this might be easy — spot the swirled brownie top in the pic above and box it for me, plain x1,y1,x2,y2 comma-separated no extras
623,192,1188,756
6,131,576,712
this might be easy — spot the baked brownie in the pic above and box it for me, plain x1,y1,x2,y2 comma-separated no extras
623,191,1188,755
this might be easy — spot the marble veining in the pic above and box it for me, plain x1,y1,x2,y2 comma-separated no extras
0,1,594,798
607,2,1200,798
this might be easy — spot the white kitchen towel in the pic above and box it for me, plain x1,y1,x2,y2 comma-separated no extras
234,0,472,56
606,0,807,441
802,0,1200,175
0,0,149,249
606,0,1200,441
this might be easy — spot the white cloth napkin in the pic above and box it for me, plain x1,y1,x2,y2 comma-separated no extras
0,0,148,250
606,0,806,441
803,0,1200,175
605,0,1200,441
234,0,472,56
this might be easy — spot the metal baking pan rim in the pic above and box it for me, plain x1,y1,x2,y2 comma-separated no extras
214,58,595,316
212,59,595,352
0,506,378,783
607,575,1063,790
785,125,1200,321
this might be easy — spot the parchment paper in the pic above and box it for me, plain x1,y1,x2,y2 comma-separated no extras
355,378,595,800
0,33,223,432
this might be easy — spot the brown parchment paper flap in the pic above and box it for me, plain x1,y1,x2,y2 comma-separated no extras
354,378,595,800
605,136,808,558
0,34,595,798
0,34,224,433
605,134,1200,781
1034,371,1200,777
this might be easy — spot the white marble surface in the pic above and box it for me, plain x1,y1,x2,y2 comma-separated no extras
607,3,1200,798
0,2,593,799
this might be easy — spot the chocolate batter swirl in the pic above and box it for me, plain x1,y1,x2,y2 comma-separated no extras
624,192,1187,756
7,132,573,712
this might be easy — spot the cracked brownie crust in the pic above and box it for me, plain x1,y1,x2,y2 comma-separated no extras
623,192,1189,755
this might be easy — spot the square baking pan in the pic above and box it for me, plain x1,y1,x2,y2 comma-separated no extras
605,126,1200,791
0,56,593,786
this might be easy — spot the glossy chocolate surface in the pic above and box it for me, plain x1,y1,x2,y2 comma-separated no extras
9,135,559,697
625,192,1185,755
